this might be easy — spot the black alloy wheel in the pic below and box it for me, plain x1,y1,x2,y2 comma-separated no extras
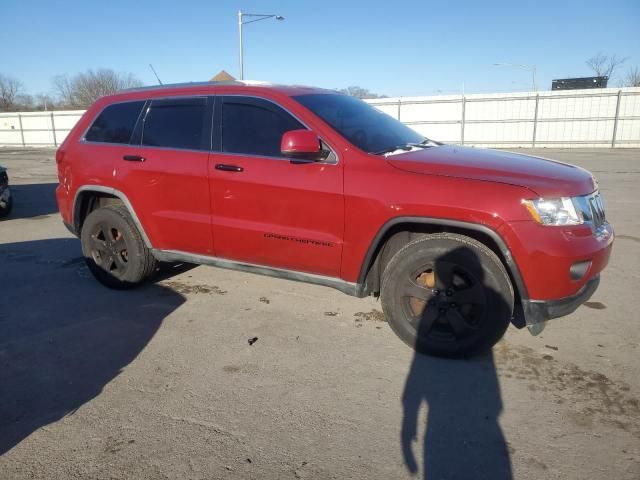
381,233,514,357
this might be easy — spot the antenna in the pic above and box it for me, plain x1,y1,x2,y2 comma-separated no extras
149,64,163,85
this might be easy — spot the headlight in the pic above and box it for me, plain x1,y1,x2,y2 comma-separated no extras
522,197,583,226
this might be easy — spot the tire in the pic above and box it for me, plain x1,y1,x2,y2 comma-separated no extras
80,205,157,289
381,233,514,358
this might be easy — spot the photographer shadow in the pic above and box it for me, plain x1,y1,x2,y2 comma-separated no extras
401,246,512,479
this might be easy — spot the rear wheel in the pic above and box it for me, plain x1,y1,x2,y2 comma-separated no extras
80,205,157,289
381,233,514,357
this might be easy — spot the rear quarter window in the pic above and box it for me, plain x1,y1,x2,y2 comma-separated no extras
85,101,145,144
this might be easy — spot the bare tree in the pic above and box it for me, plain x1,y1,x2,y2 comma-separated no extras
14,94,34,110
624,67,640,87
585,53,627,80
33,93,58,111
0,74,24,111
53,69,143,107
337,86,387,99
52,75,75,107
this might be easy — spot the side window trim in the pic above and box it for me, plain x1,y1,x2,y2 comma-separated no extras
129,100,149,146
210,96,221,152
216,95,338,164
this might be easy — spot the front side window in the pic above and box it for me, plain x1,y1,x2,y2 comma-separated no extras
85,101,145,144
222,97,305,157
142,97,208,150
293,93,424,154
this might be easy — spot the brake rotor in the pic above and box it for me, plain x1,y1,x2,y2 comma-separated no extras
409,269,435,316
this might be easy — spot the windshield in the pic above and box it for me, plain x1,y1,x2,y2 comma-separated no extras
293,93,425,154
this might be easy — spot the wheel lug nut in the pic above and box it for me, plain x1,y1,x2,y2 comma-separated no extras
432,289,440,296
450,303,457,309
446,289,453,296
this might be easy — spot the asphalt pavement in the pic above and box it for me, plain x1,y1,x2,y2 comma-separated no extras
0,147,638,479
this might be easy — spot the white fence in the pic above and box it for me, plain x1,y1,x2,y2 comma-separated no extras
1,87,639,148
0,110,85,147
367,87,640,148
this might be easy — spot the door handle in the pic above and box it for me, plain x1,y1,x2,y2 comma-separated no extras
123,155,145,162
215,164,244,172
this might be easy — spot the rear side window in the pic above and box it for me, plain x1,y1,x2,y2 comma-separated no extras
142,97,208,150
222,97,304,157
85,101,145,144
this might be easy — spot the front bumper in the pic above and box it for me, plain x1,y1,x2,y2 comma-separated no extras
499,220,613,300
522,275,600,326
499,219,612,331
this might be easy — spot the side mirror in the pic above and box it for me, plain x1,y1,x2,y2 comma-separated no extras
281,129,327,161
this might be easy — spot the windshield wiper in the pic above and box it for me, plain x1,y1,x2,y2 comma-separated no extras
373,138,441,155
372,144,413,155
407,138,440,148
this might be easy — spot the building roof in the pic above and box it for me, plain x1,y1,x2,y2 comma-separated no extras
210,70,236,82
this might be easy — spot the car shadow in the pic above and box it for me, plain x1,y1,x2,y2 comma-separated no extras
400,246,512,479
4,182,59,220
0,238,185,456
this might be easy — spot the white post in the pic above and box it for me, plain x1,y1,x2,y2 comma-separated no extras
612,90,622,148
50,112,57,147
18,114,25,147
461,95,466,145
532,94,539,147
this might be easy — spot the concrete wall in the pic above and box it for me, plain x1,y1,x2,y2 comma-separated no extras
1,87,639,148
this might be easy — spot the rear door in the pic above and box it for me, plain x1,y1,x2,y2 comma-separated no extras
209,95,344,277
115,96,214,255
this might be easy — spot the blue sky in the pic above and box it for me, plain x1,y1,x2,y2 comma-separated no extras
1,0,638,97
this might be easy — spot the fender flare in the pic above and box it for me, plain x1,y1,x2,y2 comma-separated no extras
356,216,529,302
72,185,153,248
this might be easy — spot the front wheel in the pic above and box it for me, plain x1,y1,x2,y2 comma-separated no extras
80,205,157,289
381,233,514,357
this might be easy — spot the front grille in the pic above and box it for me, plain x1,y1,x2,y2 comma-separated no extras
575,191,607,234
0,170,7,189
588,192,606,229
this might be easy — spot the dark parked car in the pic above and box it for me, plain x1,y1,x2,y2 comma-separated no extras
0,165,12,218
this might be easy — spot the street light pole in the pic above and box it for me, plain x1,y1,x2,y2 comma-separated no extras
238,10,244,80
238,10,285,80
493,63,538,91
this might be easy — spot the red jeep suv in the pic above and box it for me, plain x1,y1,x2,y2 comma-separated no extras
55,82,614,357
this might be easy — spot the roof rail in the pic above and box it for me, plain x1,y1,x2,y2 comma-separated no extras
121,80,274,93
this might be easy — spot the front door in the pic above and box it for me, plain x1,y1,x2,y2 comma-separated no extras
209,96,344,277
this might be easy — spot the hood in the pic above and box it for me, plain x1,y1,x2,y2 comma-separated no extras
386,145,596,197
